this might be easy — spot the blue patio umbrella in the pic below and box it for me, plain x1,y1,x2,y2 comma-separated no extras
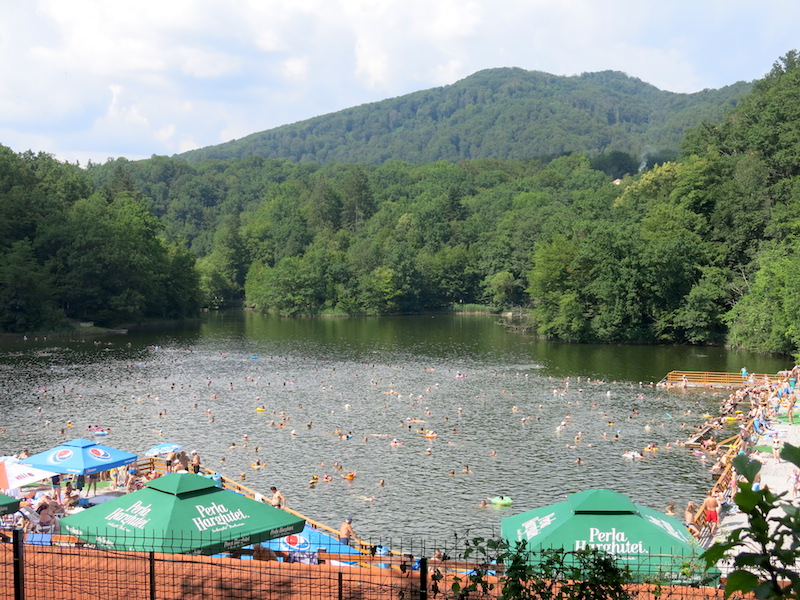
22,438,137,475
145,442,182,457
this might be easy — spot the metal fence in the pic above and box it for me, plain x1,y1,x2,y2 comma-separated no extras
1,529,726,600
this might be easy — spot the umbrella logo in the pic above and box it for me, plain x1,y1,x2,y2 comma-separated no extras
89,447,112,460
53,449,73,462
283,534,310,551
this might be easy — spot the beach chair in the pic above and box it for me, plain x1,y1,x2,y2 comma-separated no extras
18,505,57,534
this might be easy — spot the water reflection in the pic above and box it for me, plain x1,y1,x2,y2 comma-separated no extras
0,313,788,540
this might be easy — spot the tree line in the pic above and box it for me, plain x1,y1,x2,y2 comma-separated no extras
0,148,199,330
2,52,800,359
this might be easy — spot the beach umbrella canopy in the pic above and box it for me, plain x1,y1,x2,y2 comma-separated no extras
144,442,182,457
0,457,59,489
501,489,715,584
0,493,20,516
22,438,137,475
258,524,363,564
60,472,306,555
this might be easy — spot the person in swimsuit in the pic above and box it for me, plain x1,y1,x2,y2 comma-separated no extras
701,492,719,534
339,517,356,545
684,501,701,539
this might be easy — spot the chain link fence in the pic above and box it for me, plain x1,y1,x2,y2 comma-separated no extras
0,529,726,600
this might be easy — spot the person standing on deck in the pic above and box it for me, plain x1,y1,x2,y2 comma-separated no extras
339,517,357,545
270,486,286,509
701,492,720,535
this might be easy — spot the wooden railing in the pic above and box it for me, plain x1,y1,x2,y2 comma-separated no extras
659,370,780,388
134,457,366,553
691,418,753,542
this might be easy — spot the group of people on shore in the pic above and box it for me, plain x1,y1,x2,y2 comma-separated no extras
675,366,800,541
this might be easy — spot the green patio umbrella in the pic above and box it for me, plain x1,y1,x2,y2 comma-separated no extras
60,473,305,555
0,492,20,516
501,489,717,585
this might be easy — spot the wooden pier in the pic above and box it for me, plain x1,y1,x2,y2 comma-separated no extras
657,370,781,389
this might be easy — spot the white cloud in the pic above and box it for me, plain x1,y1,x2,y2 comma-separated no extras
0,0,797,163
282,57,310,82
156,124,176,143
105,85,149,127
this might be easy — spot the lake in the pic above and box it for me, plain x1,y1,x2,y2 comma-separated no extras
0,312,788,541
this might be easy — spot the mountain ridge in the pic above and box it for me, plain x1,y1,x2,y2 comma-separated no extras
177,67,752,165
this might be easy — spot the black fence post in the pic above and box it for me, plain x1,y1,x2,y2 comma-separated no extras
149,551,156,600
338,571,343,600
13,528,24,600
418,557,427,600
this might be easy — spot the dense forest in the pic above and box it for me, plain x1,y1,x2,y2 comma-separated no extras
2,54,800,358
178,68,750,166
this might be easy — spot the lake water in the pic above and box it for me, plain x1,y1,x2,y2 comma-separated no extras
0,312,788,542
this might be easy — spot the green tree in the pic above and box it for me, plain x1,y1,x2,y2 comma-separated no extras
527,236,587,340
590,151,639,179
483,270,519,309
358,266,402,314
341,166,375,232
245,255,325,315
726,241,800,356
50,192,179,324
197,213,247,307
0,239,62,332
305,177,342,232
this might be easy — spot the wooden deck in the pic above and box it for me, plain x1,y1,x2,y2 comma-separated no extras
657,370,781,389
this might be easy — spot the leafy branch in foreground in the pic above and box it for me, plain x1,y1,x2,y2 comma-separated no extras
432,536,632,600
701,443,800,600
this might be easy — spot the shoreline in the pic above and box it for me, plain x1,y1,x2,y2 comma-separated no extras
691,374,799,550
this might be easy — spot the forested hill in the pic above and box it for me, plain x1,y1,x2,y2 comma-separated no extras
178,68,750,166
7,53,800,358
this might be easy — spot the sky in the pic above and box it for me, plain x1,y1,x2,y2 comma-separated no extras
1,0,798,165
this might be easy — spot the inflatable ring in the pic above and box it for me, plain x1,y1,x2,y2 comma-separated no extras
490,496,513,506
